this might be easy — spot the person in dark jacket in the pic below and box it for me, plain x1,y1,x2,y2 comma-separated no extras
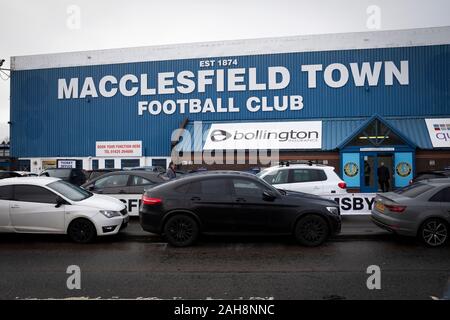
377,162,390,192
166,161,177,180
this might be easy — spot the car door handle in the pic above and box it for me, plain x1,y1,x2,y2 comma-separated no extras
236,197,247,203
190,196,201,201
11,204,20,209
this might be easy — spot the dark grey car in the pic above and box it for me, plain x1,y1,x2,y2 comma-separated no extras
81,170,164,195
371,178,450,247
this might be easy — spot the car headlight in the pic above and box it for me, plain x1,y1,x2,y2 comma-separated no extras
326,206,340,215
100,210,121,218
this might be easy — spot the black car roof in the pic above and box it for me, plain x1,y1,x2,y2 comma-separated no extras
186,170,255,177
164,170,259,184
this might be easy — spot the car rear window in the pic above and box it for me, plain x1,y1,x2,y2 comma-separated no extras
290,169,327,183
393,183,434,198
41,169,71,178
429,187,450,202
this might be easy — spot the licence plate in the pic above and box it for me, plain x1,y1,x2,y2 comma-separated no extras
375,201,385,213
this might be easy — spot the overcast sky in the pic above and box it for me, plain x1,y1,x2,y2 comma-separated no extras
1,0,449,142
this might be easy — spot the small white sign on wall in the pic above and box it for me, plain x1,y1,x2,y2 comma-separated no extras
58,160,76,168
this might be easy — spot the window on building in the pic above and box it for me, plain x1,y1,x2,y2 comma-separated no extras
105,159,115,169
152,158,167,168
121,159,140,169
92,160,99,170
348,119,405,147
18,160,31,171
75,160,83,169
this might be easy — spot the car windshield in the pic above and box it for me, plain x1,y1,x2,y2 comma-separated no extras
47,180,92,201
393,182,434,198
41,169,71,178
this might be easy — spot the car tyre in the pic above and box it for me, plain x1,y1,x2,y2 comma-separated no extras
68,218,97,243
294,214,329,247
163,214,199,247
419,218,448,247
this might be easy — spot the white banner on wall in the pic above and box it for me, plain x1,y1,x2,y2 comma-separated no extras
203,121,322,150
96,141,142,157
425,118,450,148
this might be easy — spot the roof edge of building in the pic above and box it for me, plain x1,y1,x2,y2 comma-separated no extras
11,26,450,71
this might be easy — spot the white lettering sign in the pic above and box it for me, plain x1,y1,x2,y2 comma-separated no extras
203,121,322,150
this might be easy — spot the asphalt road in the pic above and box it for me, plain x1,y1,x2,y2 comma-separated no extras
1,232,449,300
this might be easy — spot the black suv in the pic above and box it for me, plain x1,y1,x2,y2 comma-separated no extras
139,171,341,247
39,168,86,186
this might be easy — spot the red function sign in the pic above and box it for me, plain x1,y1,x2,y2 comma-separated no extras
96,141,142,157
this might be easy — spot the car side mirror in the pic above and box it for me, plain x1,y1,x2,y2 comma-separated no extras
87,185,95,191
262,190,277,201
55,196,68,208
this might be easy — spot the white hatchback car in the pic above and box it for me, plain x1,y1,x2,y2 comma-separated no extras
257,163,347,195
0,177,129,243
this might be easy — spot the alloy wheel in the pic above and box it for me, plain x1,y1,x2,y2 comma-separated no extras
164,215,199,247
68,219,96,243
296,215,329,246
421,220,448,247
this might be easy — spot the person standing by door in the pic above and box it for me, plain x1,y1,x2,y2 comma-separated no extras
377,162,390,192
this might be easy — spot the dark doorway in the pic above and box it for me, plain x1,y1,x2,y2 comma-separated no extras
361,152,393,193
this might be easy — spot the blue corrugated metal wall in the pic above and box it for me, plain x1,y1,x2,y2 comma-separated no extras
11,44,450,157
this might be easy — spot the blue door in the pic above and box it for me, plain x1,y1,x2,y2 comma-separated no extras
360,152,395,193
360,152,378,193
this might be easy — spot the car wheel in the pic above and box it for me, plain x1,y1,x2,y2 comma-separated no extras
68,218,97,243
294,214,329,247
163,214,199,247
419,218,448,247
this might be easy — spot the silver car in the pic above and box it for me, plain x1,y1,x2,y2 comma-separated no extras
371,178,450,247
